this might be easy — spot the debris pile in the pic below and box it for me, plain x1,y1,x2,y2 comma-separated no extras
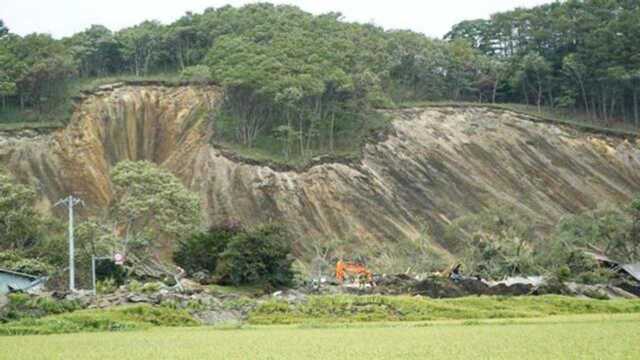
42,279,257,326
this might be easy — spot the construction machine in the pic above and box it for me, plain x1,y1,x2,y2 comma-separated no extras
335,260,375,286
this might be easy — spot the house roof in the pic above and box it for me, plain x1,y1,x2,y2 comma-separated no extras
0,268,39,280
584,252,640,282
620,263,640,282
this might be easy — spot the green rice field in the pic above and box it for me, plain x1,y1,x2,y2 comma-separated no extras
1,314,638,360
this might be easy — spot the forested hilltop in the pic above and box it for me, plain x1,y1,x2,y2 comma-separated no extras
0,1,639,161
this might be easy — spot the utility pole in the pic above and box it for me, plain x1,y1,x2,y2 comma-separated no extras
56,195,83,291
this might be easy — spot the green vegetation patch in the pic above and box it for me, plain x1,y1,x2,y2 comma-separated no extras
0,293,81,324
0,305,197,336
0,314,639,359
248,295,640,325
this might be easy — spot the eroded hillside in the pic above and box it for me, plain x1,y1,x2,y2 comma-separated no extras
1,84,639,255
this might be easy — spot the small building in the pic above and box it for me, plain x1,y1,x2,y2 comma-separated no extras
585,252,640,296
0,268,47,294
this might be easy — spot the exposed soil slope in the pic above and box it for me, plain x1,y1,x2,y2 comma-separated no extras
1,84,639,253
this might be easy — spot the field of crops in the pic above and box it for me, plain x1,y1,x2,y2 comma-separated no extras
1,314,638,360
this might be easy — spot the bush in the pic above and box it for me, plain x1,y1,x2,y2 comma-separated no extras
179,65,212,83
0,251,54,276
0,305,197,336
444,205,543,279
0,293,81,323
173,220,242,274
215,224,295,287
96,278,118,294
141,282,163,294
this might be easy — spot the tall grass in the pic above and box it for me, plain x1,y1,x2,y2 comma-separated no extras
249,295,640,325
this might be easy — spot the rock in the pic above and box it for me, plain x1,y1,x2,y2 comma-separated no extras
194,294,223,309
533,279,572,296
192,271,212,284
65,290,95,307
272,289,307,303
374,274,419,295
412,276,534,298
127,293,152,303
489,283,533,296
192,310,242,326
562,283,638,300
179,279,203,293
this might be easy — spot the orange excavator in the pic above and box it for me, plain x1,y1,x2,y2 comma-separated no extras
336,260,375,286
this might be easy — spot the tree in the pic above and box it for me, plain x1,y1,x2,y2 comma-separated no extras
109,161,200,258
215,224,295,287
0,20,8,37
445,205,543,278
545,197,640,270
0,34,26,109
518,53,552,112
11,34,75,112
477,56,507,103
179,65,211,83
117,21,166,76
445,19,494,55
65,25,122,77
173,221,242,274
0,172,45,250
562,54,591,116
0,74,16,109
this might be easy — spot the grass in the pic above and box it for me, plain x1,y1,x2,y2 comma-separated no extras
0,293,81,323
2,295,638,336
397,101,639,137
0,305,197,336
211,109,392,170
207,284,267,297
249,295,640,325
0,73,184,131
0,313,638,359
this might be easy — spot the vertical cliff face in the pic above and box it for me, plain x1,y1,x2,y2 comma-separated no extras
1,84,639,256
0,84,220,212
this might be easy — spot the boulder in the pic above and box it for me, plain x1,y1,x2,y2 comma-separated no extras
179,279,204,294
192,310,242,326
272,289,307,303
192,271,213,285
127,293,153,303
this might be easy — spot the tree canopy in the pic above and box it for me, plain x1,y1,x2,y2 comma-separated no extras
1,1,639,138
446,0,640,124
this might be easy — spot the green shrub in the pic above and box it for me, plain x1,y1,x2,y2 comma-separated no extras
248,295,640,325
173,221,242,274
0,251,54,276
127,280,143,293
1,294,81,323
179,65,212,83
96,278,118,294
445,205,543,279
141,282,163,294
174,221,294,288
215,224,295,287
0,305,197,336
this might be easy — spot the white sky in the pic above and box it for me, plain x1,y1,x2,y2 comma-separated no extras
1,0,553,39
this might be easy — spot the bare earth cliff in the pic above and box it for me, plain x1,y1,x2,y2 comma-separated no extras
1,84,639,254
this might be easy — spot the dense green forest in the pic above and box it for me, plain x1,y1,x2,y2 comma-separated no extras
1,1,639,159
446,0,640,125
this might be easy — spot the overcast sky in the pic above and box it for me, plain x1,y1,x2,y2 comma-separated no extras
1,0,552,39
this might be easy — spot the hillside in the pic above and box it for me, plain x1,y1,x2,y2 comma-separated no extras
1,84,639,259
